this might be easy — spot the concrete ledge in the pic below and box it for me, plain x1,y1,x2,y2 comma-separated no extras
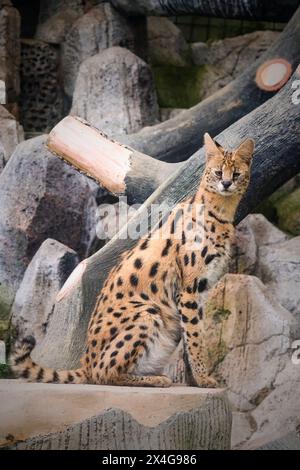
0,380,232,450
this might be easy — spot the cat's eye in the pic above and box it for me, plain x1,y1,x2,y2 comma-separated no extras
215,170,222,178
233,172,240,178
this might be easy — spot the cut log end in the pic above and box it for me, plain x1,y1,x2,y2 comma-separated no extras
255,59,292,91
56,260,87,302
47,116,133,195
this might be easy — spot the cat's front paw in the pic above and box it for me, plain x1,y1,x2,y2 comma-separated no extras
195,375,218,388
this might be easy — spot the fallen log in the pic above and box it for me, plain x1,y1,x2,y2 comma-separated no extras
111,0,298,22
0,380,231,450
34,68,300,370
47,117,180,204
119,6,300,162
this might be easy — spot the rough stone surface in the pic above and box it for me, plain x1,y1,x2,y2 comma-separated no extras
11,239,79,345
0,381,231,450
160,107,186,122
275,187,300,236
204,273,299,449
36,9,80,45
0,135,97,319
71,46,159,136
234,214,300,326
0,4,20,103
19,40,64,132
0,105,23,168
254,430,300,450
191,30,280,99
0,140,5,173
0,340,5,363
61,3,138,97
38,0,84,23
147,16,191,67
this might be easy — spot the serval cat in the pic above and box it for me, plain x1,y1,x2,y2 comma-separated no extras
11,133,254,388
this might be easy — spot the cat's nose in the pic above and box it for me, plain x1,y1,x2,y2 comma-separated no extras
222,180,232,190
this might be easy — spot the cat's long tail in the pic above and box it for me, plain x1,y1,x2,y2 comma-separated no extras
10,336,88,384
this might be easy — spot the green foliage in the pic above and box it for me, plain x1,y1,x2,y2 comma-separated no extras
212,308,231,324
152,65,208,108
0,363,11,379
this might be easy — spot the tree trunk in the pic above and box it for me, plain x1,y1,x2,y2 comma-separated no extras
47,116,181,204
34,68,300,370
119,7,300,162
111,0,298,22
0,380,231,450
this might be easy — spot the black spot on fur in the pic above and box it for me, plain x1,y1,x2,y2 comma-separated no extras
162,239,172,257
140,292,149,300
53,371,59,382
117,277,123,286
198,278,208,292
205,254,220,264
147,307,158,314
92,339,97,347
116,292,124,299
191,316,199,325
140,239,149,250
201,246,208,257
184,254,189,266
134,258,143,269
36,368,44,381
185,301,198,310
149,262,159,277
151,282,158,294
130,274,139,286
116,341,124,348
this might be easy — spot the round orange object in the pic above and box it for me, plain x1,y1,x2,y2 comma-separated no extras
255,58,292,91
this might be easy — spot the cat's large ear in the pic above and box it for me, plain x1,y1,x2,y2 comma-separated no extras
235,138,255,165
204,133,222,160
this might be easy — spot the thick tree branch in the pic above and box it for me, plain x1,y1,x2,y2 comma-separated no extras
47,116,178,204
119,7,300,162
111,0,298,22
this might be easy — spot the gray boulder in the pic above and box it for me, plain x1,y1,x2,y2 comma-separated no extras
61,3,138,97
0,140,5,173
191,30,280,100
36,9,80,45
0,105,23,169
234,214,300,327
204,274,299,449
11,239,79,345
0,135,97,319
147,16,191,67
38,0,84,23
71,47,159,136
0,3,20,104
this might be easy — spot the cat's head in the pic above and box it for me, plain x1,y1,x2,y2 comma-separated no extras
203,133,255,197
